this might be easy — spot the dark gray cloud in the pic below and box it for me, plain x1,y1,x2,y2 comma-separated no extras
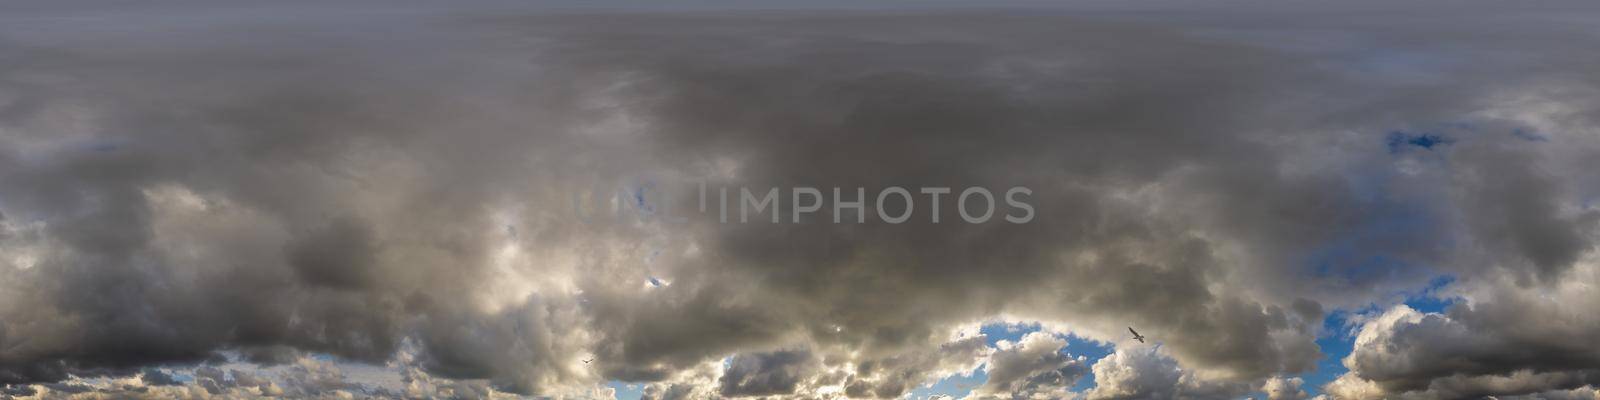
719,350,819,397
137,368,179,387
1,1,1599,399
1328,258,1600,399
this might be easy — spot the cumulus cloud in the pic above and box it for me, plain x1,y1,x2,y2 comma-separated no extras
966,332,1088,400
1325,254,1600,399
718,350,820,397
1262,376,1309,400
640,362,723,400
1,0,1599,398
1086,347,1251,400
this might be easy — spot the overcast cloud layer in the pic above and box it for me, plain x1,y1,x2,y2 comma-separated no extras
2,1,1600,399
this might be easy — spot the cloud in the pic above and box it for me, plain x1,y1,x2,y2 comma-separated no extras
1085,347,1251,400
718,349,820,397
1262,376,1310,400
641,360,723,400
1325,254,1600,399
842,334,990,399
1,1,1599,398
966,332,1088,400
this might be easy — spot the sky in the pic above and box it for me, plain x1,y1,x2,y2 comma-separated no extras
3,1,1600,399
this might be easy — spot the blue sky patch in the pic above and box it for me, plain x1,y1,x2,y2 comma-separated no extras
1300,310,1356,397
1386,131,1454,153
1512,128,1549,142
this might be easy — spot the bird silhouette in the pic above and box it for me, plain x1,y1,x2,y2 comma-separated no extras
582,358,593,364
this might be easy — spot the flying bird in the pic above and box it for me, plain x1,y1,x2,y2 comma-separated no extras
1128,327,1146,343
582,358,593,364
